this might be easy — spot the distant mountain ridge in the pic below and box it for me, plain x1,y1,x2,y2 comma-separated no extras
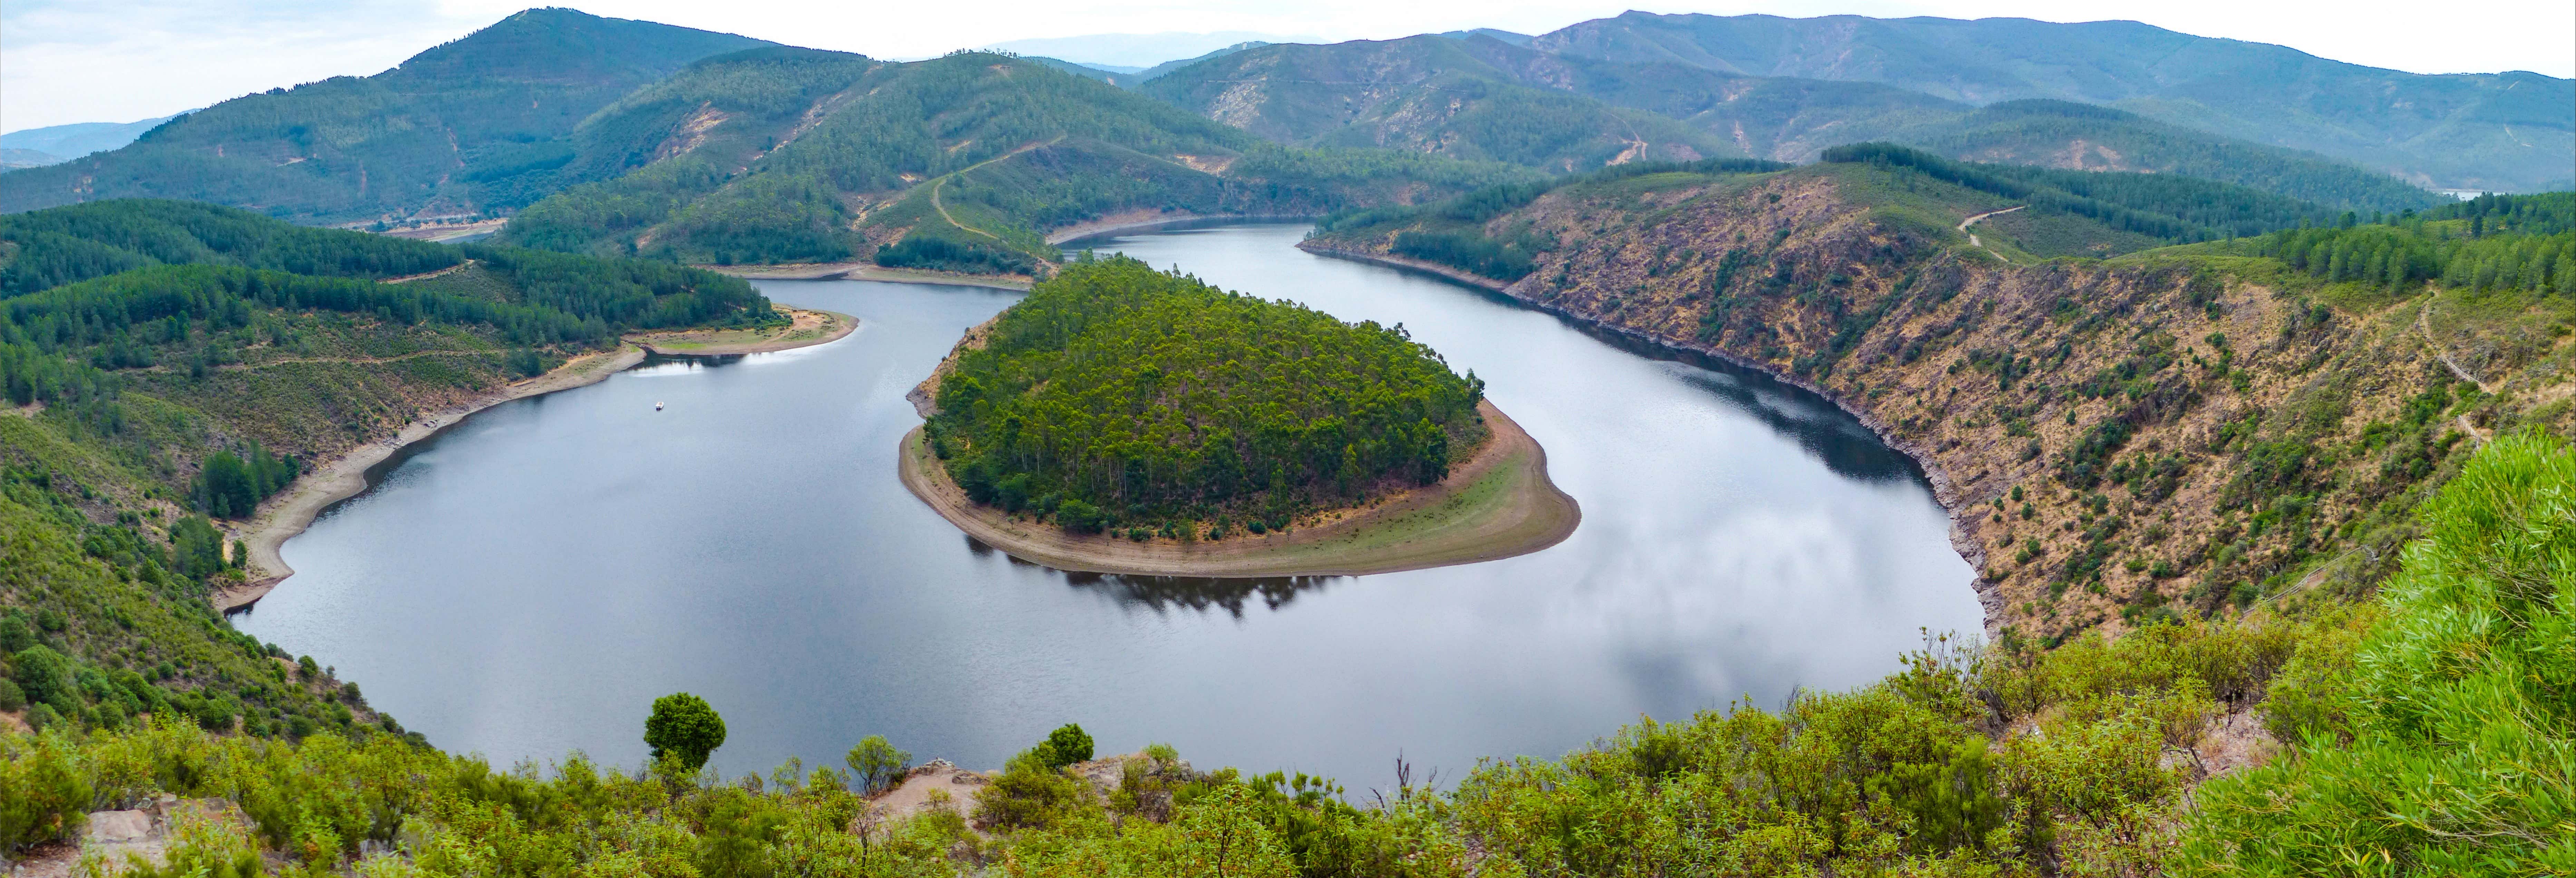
1142,34,2446,212
0,9,770,223
1528,11,2573,192
0,117,174,166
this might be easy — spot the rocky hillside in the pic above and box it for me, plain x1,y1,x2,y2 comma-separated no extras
1309,165,2574,642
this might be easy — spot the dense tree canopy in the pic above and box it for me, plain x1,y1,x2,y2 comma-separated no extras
927,256,1487,532
0,199,461,297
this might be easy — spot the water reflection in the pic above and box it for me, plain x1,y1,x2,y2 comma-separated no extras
964,536,1342,615
240,224,1980,792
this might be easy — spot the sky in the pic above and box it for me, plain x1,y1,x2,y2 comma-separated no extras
5,0,2573,134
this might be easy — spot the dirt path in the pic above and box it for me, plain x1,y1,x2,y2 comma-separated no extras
2418,299,2495,394
1957,205,2025,250
929,137,1063,242
380,260,474,284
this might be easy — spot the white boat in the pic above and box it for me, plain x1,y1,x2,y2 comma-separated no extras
655,402,664,411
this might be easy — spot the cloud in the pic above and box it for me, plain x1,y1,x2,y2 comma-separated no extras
5,0,2569,133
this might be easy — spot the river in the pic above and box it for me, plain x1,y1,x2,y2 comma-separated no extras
235,223,1981,789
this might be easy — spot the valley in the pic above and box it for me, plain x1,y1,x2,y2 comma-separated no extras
2,5,2571,876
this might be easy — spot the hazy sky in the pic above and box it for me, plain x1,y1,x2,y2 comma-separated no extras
5,0,2572,133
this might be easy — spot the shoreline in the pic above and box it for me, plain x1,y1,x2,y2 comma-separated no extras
630,306,859,355
898,399,1579,578
1297,241,2004,636
223,308,860,613
702,263,1034,289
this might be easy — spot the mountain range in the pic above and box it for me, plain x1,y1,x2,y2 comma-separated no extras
0,6,2567,252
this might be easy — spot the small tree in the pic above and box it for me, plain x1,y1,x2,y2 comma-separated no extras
644,692,727,771
1037,723,1094,770
845,735,912,794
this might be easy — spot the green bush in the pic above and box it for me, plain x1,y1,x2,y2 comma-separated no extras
9,646,73,708
1038,723,1095,770
0,679,23,712
644,692,727,771
2179,432,2576,874
844,734,911,794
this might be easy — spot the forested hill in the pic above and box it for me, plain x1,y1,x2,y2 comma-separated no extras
0,197,774,747
499,51,1538,271
0,9,770,224
1138,35,1748,171
925,256,1489,535
1144,35,2450,214
1881,100,2447,215
1527,11,2575,192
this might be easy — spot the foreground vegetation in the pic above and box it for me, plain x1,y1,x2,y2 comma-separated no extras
6,434,2565,875
925,256,1488,536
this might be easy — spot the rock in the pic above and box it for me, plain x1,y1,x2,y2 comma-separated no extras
84,812,152,843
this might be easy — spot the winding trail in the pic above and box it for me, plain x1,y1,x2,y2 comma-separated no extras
2417,299,2495,394
929,137,1063,242
1956,205,2025,250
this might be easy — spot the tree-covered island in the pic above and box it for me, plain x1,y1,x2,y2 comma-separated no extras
904,255,1576,574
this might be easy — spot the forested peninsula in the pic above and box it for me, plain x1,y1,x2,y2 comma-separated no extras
902,256,1576,575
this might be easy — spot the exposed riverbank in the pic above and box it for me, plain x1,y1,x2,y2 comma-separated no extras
898,398,1578,577
630,306,858,355
225,308,858,612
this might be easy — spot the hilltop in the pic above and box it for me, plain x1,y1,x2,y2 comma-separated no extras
498,50,1538,270
0,9,770,223
1530,11,2574,192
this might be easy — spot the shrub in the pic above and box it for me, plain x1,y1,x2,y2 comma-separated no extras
0,679,23,712
2178,433,2576,872
9,645,73,707
1037,723,1095,770
844,734,912,794
973,749,1095,832
644,692,727,771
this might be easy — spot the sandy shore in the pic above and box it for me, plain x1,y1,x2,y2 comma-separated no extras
629,306,858,355
898,399,1578,577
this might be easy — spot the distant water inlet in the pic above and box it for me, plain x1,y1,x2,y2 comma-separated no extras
236,223,1981,790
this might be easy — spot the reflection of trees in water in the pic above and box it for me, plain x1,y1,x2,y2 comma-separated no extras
637,352,749,371
1399,271,1925,487
964,536,1344,616
1588,331,1921,486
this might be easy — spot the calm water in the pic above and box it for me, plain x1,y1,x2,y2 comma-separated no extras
237,224,1980,789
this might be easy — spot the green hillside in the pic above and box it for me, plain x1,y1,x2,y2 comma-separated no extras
0,199,775,755
1139,35,1739,172
1529,11,2575,192
7,433,2564,874
0,9,770,224
502,51,1539,270
1888,100,2448,214
1143,35,2449,216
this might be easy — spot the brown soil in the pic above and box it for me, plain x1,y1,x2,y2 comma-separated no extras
630,307,858,355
